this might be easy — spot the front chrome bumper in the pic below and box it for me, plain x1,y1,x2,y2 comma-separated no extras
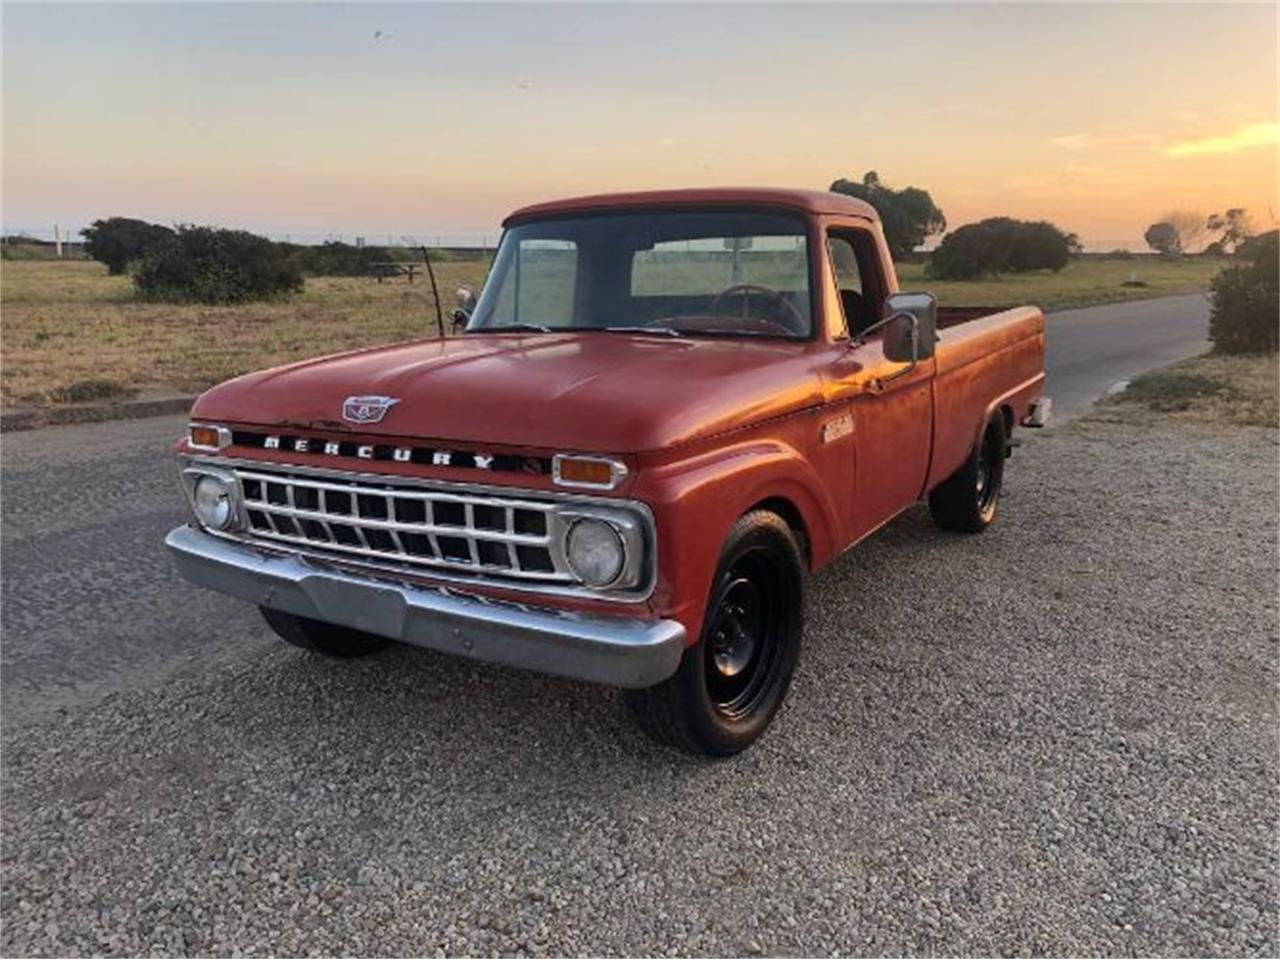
165,525,685,688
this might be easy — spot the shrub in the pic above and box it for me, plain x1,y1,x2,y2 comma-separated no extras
133,226,304,304
927,217,1073,280
284,241,394,277
82,217,174,275
1208,230,1278,354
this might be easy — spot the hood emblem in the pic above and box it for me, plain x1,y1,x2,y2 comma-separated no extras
342,395,400,424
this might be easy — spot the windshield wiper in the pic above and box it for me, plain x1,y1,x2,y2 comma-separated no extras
600,326,685,338
665,327,791,339
468,322,553,334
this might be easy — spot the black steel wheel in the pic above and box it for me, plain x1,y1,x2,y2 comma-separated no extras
626,510,804,756
929,412,1007,533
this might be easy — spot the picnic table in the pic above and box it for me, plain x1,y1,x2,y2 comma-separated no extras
369,261,420,283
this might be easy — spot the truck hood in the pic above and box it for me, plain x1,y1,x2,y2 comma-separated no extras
191,333,824,453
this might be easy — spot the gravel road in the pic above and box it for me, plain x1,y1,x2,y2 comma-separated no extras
2,411,1276,956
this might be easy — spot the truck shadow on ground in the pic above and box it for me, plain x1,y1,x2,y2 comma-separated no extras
195,500,969,778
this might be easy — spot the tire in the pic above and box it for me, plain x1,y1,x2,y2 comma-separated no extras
260,607,392,658
929,412,1006,534
625,510,804,756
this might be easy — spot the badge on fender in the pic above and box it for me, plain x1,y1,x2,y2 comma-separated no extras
821,414,853,444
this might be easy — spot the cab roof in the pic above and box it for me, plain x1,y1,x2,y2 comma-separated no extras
504,187,880,225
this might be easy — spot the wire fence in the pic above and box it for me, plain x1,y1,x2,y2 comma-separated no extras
2,223,1160,254
1,225,499,251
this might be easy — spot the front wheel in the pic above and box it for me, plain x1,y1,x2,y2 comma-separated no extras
260,607,392,658
625,510,804,756
929,412,1006,533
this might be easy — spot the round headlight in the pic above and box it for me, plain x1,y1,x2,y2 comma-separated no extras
193,475,235,530
565,518,625,586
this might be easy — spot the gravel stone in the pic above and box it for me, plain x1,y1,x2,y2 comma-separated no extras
1,416,1277,956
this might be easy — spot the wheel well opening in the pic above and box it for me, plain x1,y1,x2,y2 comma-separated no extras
748,497,811,569
1000,404,1014,435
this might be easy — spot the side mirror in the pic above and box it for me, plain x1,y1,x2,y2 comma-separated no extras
456,285,477,312
881,291,938,363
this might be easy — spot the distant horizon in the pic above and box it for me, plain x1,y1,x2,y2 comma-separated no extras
4,3,1276,252
0,208,1264,255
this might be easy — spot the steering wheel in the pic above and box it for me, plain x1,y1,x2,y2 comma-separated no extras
708,283,806,334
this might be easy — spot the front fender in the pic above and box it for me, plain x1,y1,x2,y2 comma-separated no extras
634,434,841,646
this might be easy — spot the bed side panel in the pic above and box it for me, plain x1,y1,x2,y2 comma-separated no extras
928,307,1045,489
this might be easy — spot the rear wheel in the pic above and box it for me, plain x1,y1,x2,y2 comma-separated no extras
260,607,392,658
929,412,1006,533
625,510,804,756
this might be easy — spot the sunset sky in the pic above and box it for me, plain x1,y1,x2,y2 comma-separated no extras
3,2,1277,250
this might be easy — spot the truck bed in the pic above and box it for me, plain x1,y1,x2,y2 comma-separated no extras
927,305,1045,490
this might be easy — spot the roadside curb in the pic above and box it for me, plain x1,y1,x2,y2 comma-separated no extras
0,395,196,433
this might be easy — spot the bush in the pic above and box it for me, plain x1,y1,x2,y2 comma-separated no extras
927,217,1073,280
133,226,303,304
82,217,174,275
283,241,394,277
1208,230,1278,354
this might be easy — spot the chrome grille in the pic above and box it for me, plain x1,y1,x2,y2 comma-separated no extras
233,466,569,582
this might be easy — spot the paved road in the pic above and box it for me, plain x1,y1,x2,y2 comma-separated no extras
1044,293,1210,420
0,295,1210,726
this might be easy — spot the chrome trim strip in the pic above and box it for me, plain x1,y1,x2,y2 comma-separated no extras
166,525,684,688
185,454,625,506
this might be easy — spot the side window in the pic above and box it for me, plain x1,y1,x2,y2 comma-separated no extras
489,239,578,325
827,236,862,295
827,229,883,337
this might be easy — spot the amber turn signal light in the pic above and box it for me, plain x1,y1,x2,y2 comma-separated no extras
552,454,627,489
189,424,227,450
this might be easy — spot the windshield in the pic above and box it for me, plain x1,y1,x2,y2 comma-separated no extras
467,210,813,338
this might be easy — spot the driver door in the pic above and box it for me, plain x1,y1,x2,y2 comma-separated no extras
827,228,934,541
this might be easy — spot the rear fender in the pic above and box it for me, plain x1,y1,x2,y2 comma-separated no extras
978,371,1046,450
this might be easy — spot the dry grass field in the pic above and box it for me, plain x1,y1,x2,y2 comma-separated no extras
0,255,1225,410
0,259,490,407
1100,351,1279,428
896,255,1225,310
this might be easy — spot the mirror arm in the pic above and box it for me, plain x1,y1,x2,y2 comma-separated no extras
859,314,920,392
851,309,913,347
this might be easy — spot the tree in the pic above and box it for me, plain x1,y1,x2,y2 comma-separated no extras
1167,211,1209,252
829,171,946,259
1206,208,1253,254
1064,232,1085,257
926,217,1073,280
1144,222,1180,256
81,217,174,275
1208,229,1278,353
133,226,303,304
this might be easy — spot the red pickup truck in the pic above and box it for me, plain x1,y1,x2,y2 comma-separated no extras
167,188,1047,755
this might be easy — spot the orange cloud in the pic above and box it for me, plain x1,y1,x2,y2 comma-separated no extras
1165,122,1279,157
